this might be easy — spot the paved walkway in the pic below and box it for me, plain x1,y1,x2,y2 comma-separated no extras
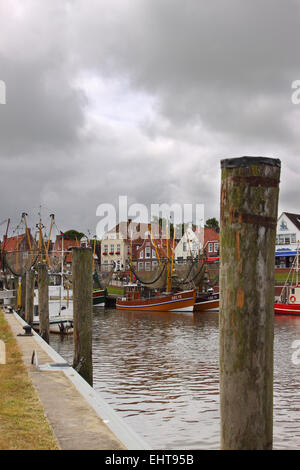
4,312,126,450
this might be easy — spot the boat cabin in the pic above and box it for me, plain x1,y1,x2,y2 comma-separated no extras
280,285,300,304
122,283,141,301
288,286,300,304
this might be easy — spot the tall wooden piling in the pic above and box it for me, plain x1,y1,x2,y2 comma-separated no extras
38,263,49,344
20,274,26,318
25,270,35,326
219,156,281,450
72,247,93,386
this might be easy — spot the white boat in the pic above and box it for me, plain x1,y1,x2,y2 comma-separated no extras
33,235,74,334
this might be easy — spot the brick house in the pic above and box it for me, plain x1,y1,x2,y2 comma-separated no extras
51,234,81,270
133,233,175,272
203,228,219,258
101,221,160,272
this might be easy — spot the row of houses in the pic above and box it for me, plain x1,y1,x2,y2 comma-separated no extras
1,211,299,272
100,221,219,273
0,222,219,273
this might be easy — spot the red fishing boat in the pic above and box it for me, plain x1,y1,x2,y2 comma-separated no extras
116,284,196,312
275,244,300,316
194,288,219,312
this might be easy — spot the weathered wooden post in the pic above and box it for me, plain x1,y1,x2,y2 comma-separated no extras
25,269,35,326
38,263,49,344
219,156,281,450
72,247,93,386
20,274,26,318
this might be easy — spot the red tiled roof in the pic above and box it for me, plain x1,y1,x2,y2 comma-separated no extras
204,228,219,246
1,231,33,252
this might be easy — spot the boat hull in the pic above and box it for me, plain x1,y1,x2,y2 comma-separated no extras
93,289,106,307
194,298,219,312
116,290,196,312
32,315,73,335
274,302,300,315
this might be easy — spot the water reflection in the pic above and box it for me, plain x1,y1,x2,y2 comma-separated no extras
50,309,300,449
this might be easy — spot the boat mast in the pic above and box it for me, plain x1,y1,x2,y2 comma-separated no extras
297,241,299,287
60,232,64,313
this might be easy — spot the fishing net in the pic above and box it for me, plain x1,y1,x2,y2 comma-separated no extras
94,262,115,288
171,259,207,289
130,261,168,289
3,246,39,277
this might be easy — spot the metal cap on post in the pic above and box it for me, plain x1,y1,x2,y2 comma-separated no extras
219,156,281,450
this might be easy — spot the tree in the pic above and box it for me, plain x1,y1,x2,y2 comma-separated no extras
204,218,219,232
63,229,85,240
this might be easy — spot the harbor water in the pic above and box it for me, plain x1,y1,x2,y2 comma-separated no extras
50,309,300,450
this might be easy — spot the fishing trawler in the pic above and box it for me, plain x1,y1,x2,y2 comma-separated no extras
116,284,196,312
274,243,300,316
116,228,196,312
93,288,106,306
193,288,219,311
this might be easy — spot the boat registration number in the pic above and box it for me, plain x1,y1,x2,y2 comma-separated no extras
172,294,182,300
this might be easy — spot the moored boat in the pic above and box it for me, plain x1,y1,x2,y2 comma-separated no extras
274,285,300,316
194,289,219,312
116,285,196,312
275,243,300,316
93,288,106,306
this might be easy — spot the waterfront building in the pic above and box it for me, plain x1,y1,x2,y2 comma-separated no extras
275,212,300,268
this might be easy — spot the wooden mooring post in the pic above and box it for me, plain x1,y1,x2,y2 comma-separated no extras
219,156,281,450
20,274,26,318
72,247,93,386
38,263,49,344
25,270,35,326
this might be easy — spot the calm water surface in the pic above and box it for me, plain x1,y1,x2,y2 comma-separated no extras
50,309,300,449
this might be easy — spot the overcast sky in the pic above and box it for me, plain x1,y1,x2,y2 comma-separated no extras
1,0,300,239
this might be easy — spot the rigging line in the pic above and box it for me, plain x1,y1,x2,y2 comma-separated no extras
129,261,167,285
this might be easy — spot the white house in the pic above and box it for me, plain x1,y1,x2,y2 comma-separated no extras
276,212,300,267
175,224,204,261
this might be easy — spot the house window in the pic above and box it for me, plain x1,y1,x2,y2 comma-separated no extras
145,262,151,271
139,250,144,259
110,245,114,254
145,247,151,258
214,243,219,252
103,245,108,253
291,234,296,243
183,242,187,252
104,260,108,271
138,262,144,271
208,243,213,253
152,260,158,268
152,249,156,258
116,244,120,254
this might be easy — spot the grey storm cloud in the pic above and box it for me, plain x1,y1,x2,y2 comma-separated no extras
0,0,300,237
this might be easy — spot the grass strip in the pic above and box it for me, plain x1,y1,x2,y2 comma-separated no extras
0,310,59,450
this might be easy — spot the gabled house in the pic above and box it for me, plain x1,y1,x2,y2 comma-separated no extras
133,232,175,272
275,212,300,268
203,228,219,258
175,224,204,261
101,220,160,271
2,230,34,253
50,234,81,269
